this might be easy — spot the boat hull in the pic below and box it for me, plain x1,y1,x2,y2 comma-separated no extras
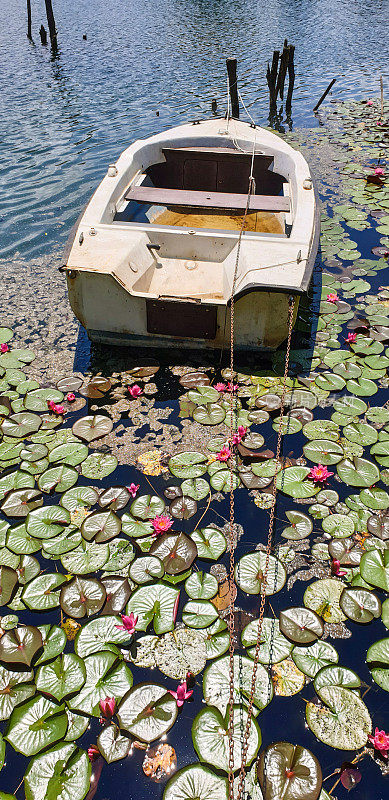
67,270,299,351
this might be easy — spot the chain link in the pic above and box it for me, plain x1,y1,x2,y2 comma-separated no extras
228,175,255,796
233,295,295,800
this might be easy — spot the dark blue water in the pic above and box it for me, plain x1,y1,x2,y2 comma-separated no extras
0,0,388,258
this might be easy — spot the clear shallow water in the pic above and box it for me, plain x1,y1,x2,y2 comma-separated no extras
0,0,388,258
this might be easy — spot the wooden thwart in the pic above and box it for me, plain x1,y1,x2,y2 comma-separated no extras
125,186,290,212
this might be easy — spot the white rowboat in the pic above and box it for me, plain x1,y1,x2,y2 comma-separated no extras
64,118,319,350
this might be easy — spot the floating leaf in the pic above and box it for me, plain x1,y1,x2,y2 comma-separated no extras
192,704,260,773
304,579,346,623
169,452,208,479
235,552,286,595
60,486,99,511
279,608,324,644
72,414,113,442
337,457,380,487
22,574,66,611
272,658,305,696
282,511,313,541
306,686,371,750
182,600,218,629
126,583,179,634
1,412,42,438
292,640,338,678
0,665,35,720
97,724,130,763
164,764,228,800
170,496,198,519
322,513,355,538
150,533,197,575
61,540,109,574
185,571,218,600
154,627,207,679
303,440,344,466
81,510,121,543
26,506,70,539
131,494,165,520
117,682,177,742
35,625,66,666
60,577,106,618
313,665,361,693
366,638,389,692
360,548,389,590
35,653,86,702
242,617,293,663
191,527,226,560
23,742,91,800
279,466,319,499
81,452,117,478
99,486,131,511
5,694,68,756
74,615,132,658
48,443,88,467
0,625,43,667
1,489,42,517
203,654,273,715
257,742,322,800
69,650,133,716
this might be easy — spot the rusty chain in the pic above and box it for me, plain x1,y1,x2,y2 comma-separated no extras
232,296,295,800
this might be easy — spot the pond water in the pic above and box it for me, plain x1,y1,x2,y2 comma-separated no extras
0,3,389,800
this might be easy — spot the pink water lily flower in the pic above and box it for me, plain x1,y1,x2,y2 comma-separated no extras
308,464,333,483
128,384,143,398
375,167,385,176
0,344,9,354
99,697,116,718
88,744,100,762
227,381,238,393
66,392,76,402
345,332,357,344
366,100,373,106
232,425,248,445
168,680,193,707
215,382,227,392
47,400,56,410
152,514,173,536
128,482,139,498
331,559,347,578
326,293,339,303
115,612,138,634
368,728,389,757
53,404,65,416
216,445,231,462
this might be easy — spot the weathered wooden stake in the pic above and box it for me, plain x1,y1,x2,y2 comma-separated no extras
276,40,289,101
267,50,279,113
285,46,295,114
44,0,57,48
39,24,47,45
380,76,384,120
226,58,239,119
313,78,336,112
27,0,32,39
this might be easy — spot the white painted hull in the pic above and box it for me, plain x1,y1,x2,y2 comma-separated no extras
64,118,319,351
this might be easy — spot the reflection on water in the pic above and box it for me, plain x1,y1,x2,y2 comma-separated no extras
0,0,388,258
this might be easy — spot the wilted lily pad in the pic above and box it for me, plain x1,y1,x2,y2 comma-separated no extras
306,685,371,750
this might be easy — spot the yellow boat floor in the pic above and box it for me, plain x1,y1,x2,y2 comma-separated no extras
154,209,284,233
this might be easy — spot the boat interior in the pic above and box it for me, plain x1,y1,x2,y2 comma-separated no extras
112,145,293,303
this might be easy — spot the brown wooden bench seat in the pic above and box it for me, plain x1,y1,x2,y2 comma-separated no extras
124,186,290,213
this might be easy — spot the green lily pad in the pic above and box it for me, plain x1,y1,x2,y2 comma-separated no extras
164,764,228,800
304,579,346,623
185,571,218,600
279,608,324,644
26,506,70,539
279,466,319,499
117,682,177,742
81,452,117,478
367,638,389,692
339,586,381,623
48,443,88,467
126,582,179,634
203,653,273,715
192,704,260,773
74,615,132,658
306,685,371,749
0,665,35,721
313,664,361,693
69,650,133,716
36,654,86,702
242,617,293,663
337,457,380,487
97,723,130,763
257,742,322,800
360,548,389,590
22,574,66,611
24,742,91,800
235,552,286,595
37,466,78,494
191,527,226,560
169,452,208,479
5,694,68,756
72,414,113,442
182,600,219,629
59,577,106,618
150,533,197,574
292,640,338,678
0,625,42,667
61,540,109,574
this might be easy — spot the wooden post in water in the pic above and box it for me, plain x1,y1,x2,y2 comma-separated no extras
39,25,48,45
313,78,336,112
276,40,289,101
285,46,295,114
267,50,279,114
226,58,239,118
44,0,57,48
27,0,32,39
